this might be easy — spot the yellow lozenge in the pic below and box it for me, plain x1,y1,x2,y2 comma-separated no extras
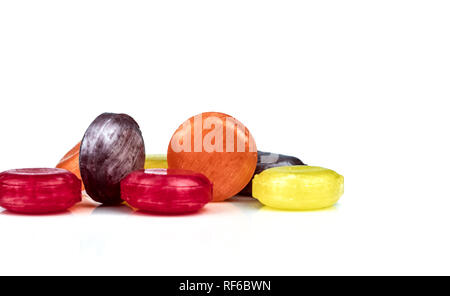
252,166,344,210
144,154,168,169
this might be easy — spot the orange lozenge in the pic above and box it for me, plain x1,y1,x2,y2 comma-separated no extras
167,112,257,202
56,142,84,190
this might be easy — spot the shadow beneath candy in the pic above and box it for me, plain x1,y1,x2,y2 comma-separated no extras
259,204,339,213
198,199,249,216
91,204,135,215
68,198,100,215
227,195,264,211
132,207,208,217
1,209,72,216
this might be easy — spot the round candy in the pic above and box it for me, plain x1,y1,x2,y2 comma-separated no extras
80,113,146,204
239,151,305,196
145,154,168,169
56,141,84,190
0,168,81,214
252,166,344,210
167,112,257,202
121,169,212,214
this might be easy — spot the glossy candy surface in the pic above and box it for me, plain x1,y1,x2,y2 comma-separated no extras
167,112,257,202
121,169,212,214
253,166,344,210
145,154,168,169
0,168,81,214
80,113,145,204
56,142,84,190
239,151,305,196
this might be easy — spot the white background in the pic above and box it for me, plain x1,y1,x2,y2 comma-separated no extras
0,1,449,275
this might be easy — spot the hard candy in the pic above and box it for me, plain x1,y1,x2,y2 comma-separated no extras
239,151,305,196
0,168,81,214
121,169,212,214
79,113,145,204
252,166,344,210
145,154,168,169
56,142,84,190
167,112,257,201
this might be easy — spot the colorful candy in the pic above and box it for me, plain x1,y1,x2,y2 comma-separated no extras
239,151,305,196
121,169,212,214
0,168,81,214
167,112,257,201
145,154,168,169
79,113,145,204
1,108,343,215
252,166,344,210
56,142,84,190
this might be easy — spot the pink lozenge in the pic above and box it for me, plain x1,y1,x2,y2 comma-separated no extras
121,169,212,214
0,168,82,214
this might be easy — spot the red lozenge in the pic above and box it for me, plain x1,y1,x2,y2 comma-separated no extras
0,168,82,214
121,169,212,214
